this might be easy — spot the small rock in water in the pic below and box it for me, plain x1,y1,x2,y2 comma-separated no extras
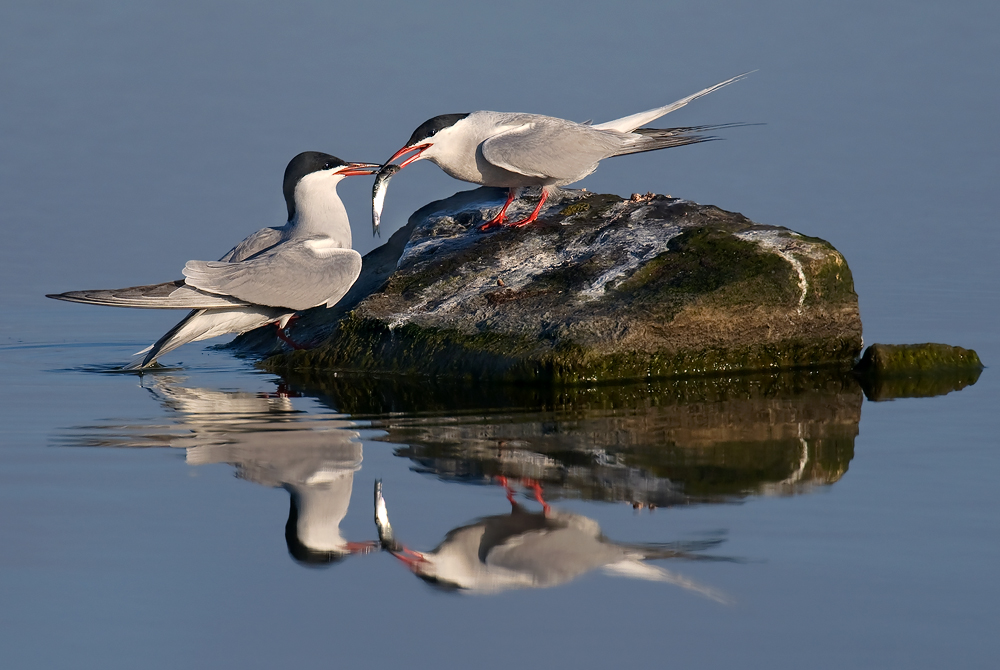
854,343,983,375
853,342,983,401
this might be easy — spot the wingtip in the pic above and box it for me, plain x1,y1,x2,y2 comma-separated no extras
711,70,756,91
729,69,758,82
45,291,79,303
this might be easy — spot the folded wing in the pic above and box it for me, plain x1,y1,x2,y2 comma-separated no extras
183,239,362,311
218,226,284,263
481,120,626,183
46,281,251,309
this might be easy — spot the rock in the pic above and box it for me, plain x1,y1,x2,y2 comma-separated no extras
853,343,984,401
255,187,863,383
854,343,983,375
277,368,863,506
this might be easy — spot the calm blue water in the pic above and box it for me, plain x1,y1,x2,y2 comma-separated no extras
2,2,999,668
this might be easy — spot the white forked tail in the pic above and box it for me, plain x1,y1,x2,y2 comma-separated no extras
593,71,755,133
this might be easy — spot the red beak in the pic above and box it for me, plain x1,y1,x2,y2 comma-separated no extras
391,546,428,570
386,143,431,169
345,541,380,555
338,162,382,177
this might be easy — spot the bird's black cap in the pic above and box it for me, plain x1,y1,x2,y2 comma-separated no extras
283,151,347,221
406,113,470,147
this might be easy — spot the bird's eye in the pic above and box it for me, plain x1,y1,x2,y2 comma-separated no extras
323,162,334,170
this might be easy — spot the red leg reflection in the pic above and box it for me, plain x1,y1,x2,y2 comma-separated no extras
495,475,550,516
522,478,551,517
496,475,517,506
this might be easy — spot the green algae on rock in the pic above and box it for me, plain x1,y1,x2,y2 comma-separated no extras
260,187,863,383
854,343,983,375
853,343,984,401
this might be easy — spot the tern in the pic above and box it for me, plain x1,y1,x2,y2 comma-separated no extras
47,152,379,369
66,376,379,564
374,478,730,599
381,72,751,232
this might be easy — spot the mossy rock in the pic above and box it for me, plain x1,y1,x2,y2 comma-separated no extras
853,343,984,401
854,343,982,375
281,368,863,505
260,187,863,383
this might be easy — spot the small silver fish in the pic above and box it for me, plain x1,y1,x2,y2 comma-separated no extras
374,479,398,551
372,163,400,238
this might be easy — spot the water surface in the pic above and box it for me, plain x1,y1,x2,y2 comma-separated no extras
4,343,996,667
2,1,999,668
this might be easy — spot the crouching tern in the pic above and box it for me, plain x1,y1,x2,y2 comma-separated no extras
379,72,752,232
47,152,379,369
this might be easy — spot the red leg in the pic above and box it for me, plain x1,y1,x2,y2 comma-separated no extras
523,478,551,517
508,188,549,228
496,475,518,505
275,319,308,350
478,188,517,232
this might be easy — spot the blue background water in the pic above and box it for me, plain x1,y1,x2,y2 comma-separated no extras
1,1,998,668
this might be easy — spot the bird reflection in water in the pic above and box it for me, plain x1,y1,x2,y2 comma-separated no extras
374,478,731,601
64,375,376,566
281,462,378,567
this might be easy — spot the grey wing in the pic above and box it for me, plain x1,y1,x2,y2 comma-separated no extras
47,227,287,309
480,120,628,183
183,240,362,311
218,226,284,262
486,528,623,586
46,280,252,309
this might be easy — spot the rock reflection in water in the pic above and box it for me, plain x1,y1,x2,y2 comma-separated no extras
375,478,731,600
62,376,377,565
290,369,864,507
59,363,980,588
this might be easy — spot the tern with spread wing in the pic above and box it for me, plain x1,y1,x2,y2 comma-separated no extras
376,72,752,233
48,152,379,369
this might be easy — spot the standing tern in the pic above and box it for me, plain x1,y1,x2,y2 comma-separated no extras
374,478,730,599
47,152,379,369
377,72,751,232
